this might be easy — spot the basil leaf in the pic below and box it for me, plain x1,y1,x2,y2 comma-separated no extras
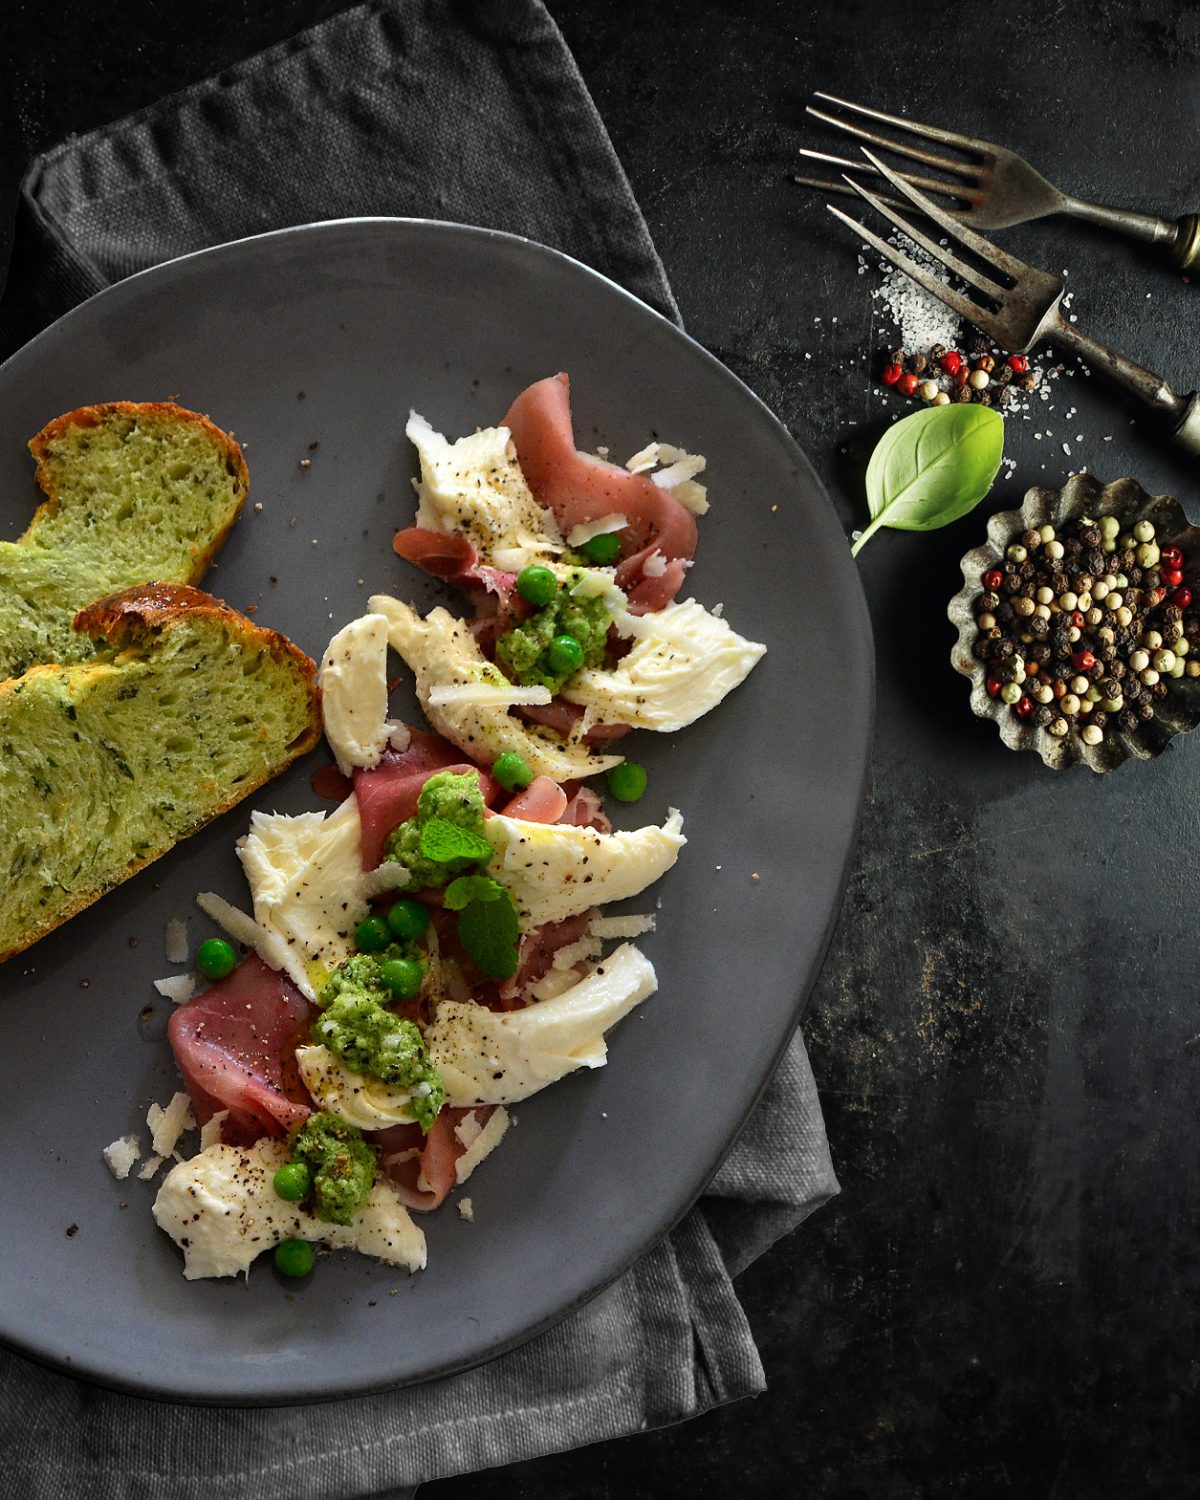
852,404,1004,556
457,888,520,979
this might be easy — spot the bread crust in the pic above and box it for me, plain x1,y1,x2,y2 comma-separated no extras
25,401,249,582
0,584,322,965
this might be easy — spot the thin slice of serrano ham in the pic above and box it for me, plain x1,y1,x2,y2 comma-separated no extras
167,956,314,1146
503,374,697,606
392,527,519,605
516,700,631,744
500,776,568,822
353,731,500,869
376,1107,492,1211
559,782,611,832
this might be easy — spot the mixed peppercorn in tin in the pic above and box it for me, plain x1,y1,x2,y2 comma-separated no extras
970,512,1199,746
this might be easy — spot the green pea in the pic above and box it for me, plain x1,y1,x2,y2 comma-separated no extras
579,532,621,566
386,898,430,942
274,1239,315,1278
354,915,391,953
607,761,648,802
516,566,558,607
273,1162,311,1202
196,938,237,981
379,956,424,999
547,634,584,675
492,751,533,792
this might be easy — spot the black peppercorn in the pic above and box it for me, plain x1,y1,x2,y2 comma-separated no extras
1029,616,1049,640
930,343,946,360
1163,603,1182,623
1119,709,1138,732
1084,550,1105,576
1019,561,1036,582
1145,570,1161,590
997,386,1015,409
1142,698,1159,718
889,347,905,366
1100,677,1121,699
1091,711,1109,730
974,639,995,662
1127,566,1143,586
978,590,1000,612
1080,527,1102,549
907,353,927,374
1050,571,1070,594
1154,681,1169,699
1029,641,1051,663
969,333,989,354
1021,529,1040,550
1019,372,1037,391
955,386,972,403
1075,573,1094,593
991,638,1015,659
975,391,994,407
1032,705,1054,728
996,365,1014,385
1064,538,1083,556
1124,676,1142,700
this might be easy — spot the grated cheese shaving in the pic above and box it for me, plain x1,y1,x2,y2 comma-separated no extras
164,918,188,965
588,913,657,939
454,1107,510,1184
427,683,552,708
453,1112,484,1151
458,1198,475,1222
147,1091,196,1157
567,514,626,546
200,1111,229,1150
138,1154,165,1181
153,973,198,1006
195,891,291,973
103,1134,142,1181
642,551,667,578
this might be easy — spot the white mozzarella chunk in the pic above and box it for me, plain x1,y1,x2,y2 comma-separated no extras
369,594,623,781
296,1044,418,1130
319,613,393,774
152,1140,427,1280
427,943,657,1105
562,598,765,732
484,809,685,927
236,796,409,999
407,413,563,571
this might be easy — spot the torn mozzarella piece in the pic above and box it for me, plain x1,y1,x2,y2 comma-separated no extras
427,683,551,709
427,943,657,1105
407,413,563,571
483,809,684,927
562,598,765,732
235,796,409,999
296,1044,417,1130
369,594,623,781
153,1140,427,1280
319,613,393,774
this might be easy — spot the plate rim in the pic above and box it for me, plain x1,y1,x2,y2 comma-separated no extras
0,216,875,1403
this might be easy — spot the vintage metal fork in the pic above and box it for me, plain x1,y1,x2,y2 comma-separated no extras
826,150,1200,455
798,93,1200,271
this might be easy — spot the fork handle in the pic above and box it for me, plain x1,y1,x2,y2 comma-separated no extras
1053,318,1200,456
1062,198,1200,272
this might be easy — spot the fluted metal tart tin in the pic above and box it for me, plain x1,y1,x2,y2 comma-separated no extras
950,473,1200,771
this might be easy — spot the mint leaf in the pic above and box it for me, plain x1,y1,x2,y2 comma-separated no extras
418,817,493,865
457,888,520,979
443,874,506,911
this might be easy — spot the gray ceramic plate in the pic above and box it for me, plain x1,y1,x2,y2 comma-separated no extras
0,219,872,1403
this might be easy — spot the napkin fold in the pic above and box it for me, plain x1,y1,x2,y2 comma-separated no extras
0,3,839,1495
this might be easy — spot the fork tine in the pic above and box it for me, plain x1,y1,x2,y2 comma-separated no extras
841,172,1008,301
797,149,979,204
793,173,912,211
825,206,1003,342
806,104,974,181
813,91,992,157
825,205,1004,343
860,148,1032,282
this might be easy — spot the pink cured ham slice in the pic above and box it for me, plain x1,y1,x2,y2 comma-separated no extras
392,527,518,603
625,555,689,615
516,700,631,745
502,373,697,605
500,776,568,822
499,911,594,1006
167,956,314,1146
560,781,610,833
375,1107,494,1211
354,730,500,870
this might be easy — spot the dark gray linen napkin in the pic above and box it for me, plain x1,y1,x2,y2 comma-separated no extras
0,4,839,1494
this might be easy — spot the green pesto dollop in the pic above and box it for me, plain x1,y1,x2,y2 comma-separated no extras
316,950,445,1132
288,1112,378,1226
385,769,489,889
495,571,612,694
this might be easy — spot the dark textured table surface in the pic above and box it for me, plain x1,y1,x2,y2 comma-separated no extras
4,2,1199,1496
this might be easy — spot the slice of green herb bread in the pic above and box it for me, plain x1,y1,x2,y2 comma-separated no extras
0,583,321,963
0,402,248,680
